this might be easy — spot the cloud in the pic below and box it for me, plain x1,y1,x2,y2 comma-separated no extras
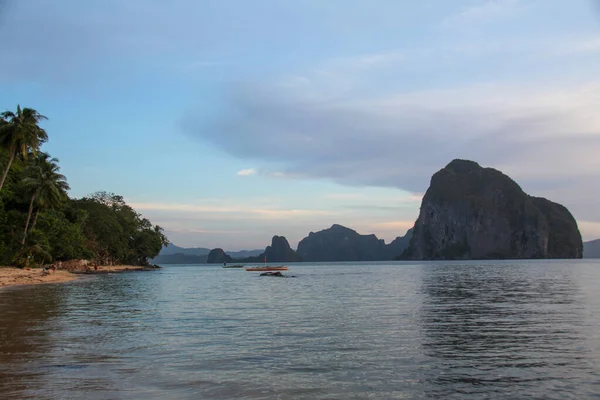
129,201,335,220
370,221,415,228
165,228,247,235
184,78,600,225
325,51,406,70
252,209,334,218
548,37,600,57
368,221,415,232
131,198,414,249
130,202,240,214
0,1,417,85
578,221,600,241
440,0,528,28
324,192,421,203
237,168,256,176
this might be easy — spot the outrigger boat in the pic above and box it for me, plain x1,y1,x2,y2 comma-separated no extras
222,265,244,268
245,256,289,272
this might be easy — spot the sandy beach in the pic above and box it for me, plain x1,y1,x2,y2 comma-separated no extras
0,265,157,289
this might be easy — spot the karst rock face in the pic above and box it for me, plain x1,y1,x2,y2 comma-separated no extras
207,248,232,264
297,224,392,262
403,159,583,260
264,236,302,262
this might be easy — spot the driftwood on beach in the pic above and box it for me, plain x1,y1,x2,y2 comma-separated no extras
54,260,160,273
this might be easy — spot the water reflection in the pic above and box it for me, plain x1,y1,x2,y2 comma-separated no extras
0,277,153,400
0,284,67,398
419,263,592,399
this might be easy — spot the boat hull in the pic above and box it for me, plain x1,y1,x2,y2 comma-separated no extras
245,266,288,271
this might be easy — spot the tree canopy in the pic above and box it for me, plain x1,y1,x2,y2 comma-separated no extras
0,106,169,267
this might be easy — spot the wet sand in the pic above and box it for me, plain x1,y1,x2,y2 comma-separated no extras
0,265,157,289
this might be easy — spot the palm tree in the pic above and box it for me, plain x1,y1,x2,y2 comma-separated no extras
0,105,48,191
15,241,52,269
21,153,70,245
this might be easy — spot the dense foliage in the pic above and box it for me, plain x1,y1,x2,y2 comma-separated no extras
0,106,168,267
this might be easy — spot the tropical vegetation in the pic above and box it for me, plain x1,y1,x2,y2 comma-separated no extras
0,105,168,267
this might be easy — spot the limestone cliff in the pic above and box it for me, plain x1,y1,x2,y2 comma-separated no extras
402,159,582,260
263,235,302,262
238,235,302,263
297,224,411,261
207,248,233,264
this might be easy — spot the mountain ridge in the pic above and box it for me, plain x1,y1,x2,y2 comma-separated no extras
297,224,412,261
584,239,600,258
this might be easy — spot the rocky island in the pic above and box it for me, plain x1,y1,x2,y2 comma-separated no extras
402,159,583,260
297,224,412,262
206,248,232,264
211,235,302,264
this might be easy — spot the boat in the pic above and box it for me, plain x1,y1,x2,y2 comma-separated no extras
245,255,289,272
245,266,288,272
222,265,244,268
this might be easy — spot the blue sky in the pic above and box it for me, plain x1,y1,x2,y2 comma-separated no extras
2,0,600,249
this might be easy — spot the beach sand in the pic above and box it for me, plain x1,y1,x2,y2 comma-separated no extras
0,267,78,288
0,265,157,289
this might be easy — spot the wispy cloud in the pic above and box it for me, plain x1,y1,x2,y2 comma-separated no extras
440,0,528,28
237,168,257,176
131,199,413,249
368,221,415,232
130,202,239,213
326,191,422,212
548,37,600,57
165,228,248,235
175,60,227,72
252,209,334,218
325,51,406,70
129,201,335,220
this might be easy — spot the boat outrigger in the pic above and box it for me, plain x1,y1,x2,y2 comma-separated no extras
245,266,288,272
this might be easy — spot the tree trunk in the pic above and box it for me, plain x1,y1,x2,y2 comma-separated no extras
22,193,36,246
29,208,40,233
0,150,16,191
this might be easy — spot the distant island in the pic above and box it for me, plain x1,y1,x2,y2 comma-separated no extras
297,224,412,262
156,227,413,264
584,240,600,258
401,159,582,260
206,236,301,264
153,246,263,264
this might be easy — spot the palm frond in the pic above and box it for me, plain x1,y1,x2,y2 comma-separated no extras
22,151,70,209
0,106,49,159
0,111,16,120
22,107,48,121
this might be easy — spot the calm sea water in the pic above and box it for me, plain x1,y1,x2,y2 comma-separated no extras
1,261,600,399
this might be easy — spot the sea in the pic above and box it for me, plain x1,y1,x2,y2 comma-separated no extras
1,260,599,399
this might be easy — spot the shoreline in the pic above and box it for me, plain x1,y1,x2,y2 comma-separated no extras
0,265,159,290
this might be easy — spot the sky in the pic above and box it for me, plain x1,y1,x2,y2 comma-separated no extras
1,0,600,250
